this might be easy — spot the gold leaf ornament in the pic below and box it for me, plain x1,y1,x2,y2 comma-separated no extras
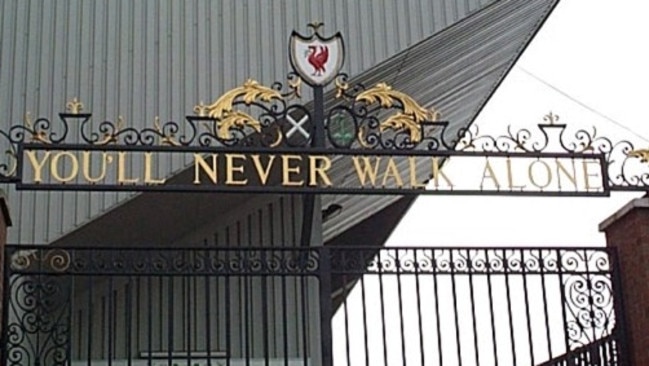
217,111,261,139
628,149,649,163
356,83,439,143
199,79,281,139
380,113,422,142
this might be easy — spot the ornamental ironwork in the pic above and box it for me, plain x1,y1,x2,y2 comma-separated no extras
0,23,647,196
2,245,626,366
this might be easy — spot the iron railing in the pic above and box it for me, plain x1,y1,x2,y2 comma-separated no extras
1,245,628,366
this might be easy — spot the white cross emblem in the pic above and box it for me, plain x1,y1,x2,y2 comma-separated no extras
286,114,310,139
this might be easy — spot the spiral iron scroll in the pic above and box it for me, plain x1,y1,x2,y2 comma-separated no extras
5,275,71,366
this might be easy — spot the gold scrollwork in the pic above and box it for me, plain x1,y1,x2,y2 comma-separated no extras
197,79,282,139
355,83,440,143
287,75,302,99
95,116,125,145
357,127,373,149
66,97,85,114
9,249,70,272
154,116,180,146
24,112,51,144
45,249,71,272
335,76,349,99
11,250,34,270
628,149,649,163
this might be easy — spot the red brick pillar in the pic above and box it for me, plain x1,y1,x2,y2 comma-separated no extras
600,196,649,366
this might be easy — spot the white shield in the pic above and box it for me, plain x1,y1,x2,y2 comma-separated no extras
289,31,344,87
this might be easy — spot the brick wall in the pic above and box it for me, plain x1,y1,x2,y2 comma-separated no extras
600,197,649,366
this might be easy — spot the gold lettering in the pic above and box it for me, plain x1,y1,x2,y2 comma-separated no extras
408,157,425,189
117,152,139,184
430,157,454,188
480,160,500,189
308,155,332,187
381,158,404,187
506,157,526,190
194,154,218,184
555,159,577,190
251,155,275,185
225,154,248,185
51,152,79,183
82,152,113,183
26,151,51,183
582,160,602,190
352,156,381,186
282,155,303,186
144,152,166,184
528,160,552,189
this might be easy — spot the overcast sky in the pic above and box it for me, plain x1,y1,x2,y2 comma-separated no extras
388,0,649,246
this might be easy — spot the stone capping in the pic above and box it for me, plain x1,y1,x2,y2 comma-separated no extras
599,196,649,232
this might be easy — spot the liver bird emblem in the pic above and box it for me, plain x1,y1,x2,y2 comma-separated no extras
307,46,329,76
289,23,344,86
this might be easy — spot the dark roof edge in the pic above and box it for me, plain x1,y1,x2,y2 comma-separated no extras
465,0,562,131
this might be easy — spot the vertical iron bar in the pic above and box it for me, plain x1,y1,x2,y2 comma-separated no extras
225,256,231,366
204,248,212,366
432,249,443,366
378,250,389,366
467,250,480,366
136,277,141,355
319,246,333,366
108,278,114,366
503,249,517,365
521,250,535,365
413,250,425,366
300,275,308,366
360,269,370,366
77,309,82,360
558,249,571,353
184,270,191,366
67,276,73,365
245,254,251,366
262,251,270,366
282,274,288,366
396,250,407,366
87,278,95,364
167,277,174,365
342,271,351,366
158,276,163,351
126,280,133,366
450,250,463,366
485,250,499,366
223,276,232,366
539,249,553,359
147,276,153,366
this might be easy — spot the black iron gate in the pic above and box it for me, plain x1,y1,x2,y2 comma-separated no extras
2,245,628,366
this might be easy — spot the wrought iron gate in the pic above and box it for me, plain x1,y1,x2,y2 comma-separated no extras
2,245,628,366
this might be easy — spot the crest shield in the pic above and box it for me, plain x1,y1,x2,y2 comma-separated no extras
289,25,344,87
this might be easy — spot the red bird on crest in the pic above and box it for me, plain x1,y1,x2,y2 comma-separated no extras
306,45,329,76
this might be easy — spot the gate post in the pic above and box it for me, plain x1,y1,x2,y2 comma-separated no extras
600,196,649,366
0,190,12,361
